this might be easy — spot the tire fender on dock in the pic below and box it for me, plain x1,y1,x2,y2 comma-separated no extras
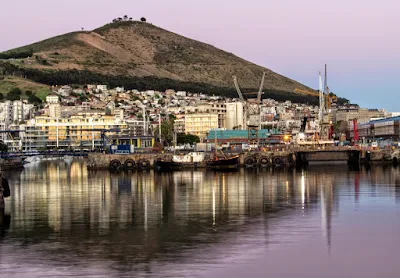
124,159,135,170
259,156,270,168
244,156,256,168
110,159,122,171
138,159,150,170
273,156,284,168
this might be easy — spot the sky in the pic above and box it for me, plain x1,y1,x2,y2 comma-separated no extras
1,0,399,111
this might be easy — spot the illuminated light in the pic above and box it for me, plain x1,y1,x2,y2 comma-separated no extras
212,186,216,226
284,135,290,141
301,171,305,211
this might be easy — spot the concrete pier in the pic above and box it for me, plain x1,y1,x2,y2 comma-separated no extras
86,147,398,170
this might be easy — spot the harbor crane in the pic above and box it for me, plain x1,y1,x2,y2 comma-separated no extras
232,72,266,145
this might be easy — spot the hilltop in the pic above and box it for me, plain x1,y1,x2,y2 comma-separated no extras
0,20,329,104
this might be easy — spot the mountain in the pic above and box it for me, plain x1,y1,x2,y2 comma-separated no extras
0,21,323,103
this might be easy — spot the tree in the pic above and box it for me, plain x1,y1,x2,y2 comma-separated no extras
129,17,132,21
28,94,42,105
0,141,7,153
123,15,128,21
140,17,147,22
7,87,22,101
25,90,33,96
0,93,3,100
177,133,200,145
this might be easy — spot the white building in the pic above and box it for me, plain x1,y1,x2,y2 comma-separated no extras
96,85,107,92
49,103,61,118
225,102,244,130
58,85,72,97
46,94,59,104
0,100,34,126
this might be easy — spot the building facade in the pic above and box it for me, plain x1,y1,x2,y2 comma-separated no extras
225,102,244,130
185,113,218,139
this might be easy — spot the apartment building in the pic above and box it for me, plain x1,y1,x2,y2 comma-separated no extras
0,100,34,126
184,113,218,139
22,112,128,150
185,103,226,128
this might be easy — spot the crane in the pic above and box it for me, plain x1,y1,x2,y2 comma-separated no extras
294,65,336,140
232,72,266,145
293,88,336,109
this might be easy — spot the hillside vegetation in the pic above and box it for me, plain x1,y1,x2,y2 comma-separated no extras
0,75,50,100
0,20,342,105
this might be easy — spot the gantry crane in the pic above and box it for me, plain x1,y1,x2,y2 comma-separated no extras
232,72,266,145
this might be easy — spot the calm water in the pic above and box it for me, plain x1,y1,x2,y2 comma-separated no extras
0,159,399,277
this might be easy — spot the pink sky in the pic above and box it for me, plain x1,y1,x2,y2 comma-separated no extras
1,0,399,111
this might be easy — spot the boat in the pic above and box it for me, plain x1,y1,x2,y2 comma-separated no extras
206,154,240,170
154,160,182,171
206,128,240,170
172,152,205,165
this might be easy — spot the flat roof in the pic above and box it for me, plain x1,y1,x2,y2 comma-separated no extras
359,116,400,126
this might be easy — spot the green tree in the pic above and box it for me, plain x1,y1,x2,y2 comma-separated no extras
177,133,200,145
0,93,4,100
28,94,42,105
79,94,88,102
0,140,8,153
7,87,22,101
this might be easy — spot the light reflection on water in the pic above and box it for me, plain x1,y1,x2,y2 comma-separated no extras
0,159,399,277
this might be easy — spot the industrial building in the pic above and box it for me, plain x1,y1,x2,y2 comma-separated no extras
349,116,400,141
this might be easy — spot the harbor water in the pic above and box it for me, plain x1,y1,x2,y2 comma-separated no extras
0,159,400,277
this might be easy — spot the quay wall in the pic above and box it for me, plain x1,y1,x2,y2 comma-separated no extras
87,148,399,170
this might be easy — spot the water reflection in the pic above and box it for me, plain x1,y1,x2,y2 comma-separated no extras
1,160,400,277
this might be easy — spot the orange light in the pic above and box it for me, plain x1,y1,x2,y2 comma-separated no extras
284,135,290,141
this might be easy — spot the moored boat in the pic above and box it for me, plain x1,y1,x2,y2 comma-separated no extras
154,160,182,171
206,155,240,170
172,152,205,167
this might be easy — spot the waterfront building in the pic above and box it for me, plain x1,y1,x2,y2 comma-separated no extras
350,116,400,141
21,112,128,151
335,107,385,124
185,103,226,128
185,113,218,139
